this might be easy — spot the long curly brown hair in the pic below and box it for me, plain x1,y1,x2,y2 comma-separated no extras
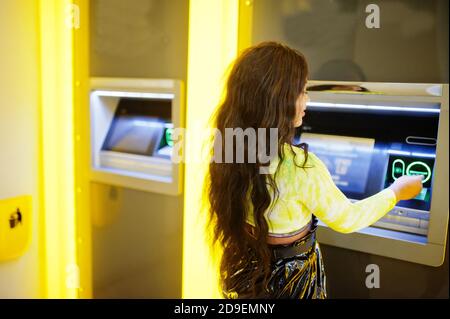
206,42,309,298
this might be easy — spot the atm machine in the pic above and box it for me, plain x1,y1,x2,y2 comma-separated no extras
88,78,184,297
90,78,184,195
298,81,448,266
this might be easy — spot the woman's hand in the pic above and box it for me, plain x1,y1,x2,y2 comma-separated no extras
388,175,424,201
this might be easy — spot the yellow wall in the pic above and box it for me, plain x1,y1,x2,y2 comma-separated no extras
0,0,42,298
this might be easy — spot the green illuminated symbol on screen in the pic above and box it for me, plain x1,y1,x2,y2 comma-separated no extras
392,159,405,180
165,128,174,147
391,159,431,184
406,161,431,183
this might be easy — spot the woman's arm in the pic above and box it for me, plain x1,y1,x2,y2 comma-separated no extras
299,153,411,234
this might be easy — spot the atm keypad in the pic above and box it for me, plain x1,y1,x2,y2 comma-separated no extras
376,207,430,235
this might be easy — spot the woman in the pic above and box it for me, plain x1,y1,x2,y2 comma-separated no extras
206,41,423,299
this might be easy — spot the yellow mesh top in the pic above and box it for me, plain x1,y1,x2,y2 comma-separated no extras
246,144,397,235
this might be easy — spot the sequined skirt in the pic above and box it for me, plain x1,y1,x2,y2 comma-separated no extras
224,217,327,299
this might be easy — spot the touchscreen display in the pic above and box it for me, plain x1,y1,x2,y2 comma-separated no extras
300,133,375,194
102,98,172,156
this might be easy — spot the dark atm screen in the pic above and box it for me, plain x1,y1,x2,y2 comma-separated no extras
384,155,435,202
102,98,172,156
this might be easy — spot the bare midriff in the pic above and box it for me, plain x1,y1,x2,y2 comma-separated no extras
267,225,311,245
246,221,312,245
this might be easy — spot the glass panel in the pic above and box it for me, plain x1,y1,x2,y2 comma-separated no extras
251,0,449,83
90,0,189,80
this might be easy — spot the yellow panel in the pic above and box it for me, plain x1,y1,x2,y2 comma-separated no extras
39,0,78,298
72,0,93,299
238,0,254,52
0,196,32,262
183,0,239,298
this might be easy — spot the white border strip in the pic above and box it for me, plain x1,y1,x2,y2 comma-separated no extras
307,102,440,113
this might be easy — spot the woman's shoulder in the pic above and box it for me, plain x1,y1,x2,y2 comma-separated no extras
283,143,319,167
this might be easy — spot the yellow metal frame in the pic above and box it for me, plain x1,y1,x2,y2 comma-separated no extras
72,0,92,298
238,0,254,52
38,0,92,298
182,0,240,298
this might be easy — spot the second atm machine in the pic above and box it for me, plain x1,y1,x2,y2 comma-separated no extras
88,78,185,298
89,78,184,195
298,81,448,266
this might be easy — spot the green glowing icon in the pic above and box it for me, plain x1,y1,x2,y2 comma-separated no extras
165,128,174,147
392,159,405,180
391,159,431,184
406,161,431,184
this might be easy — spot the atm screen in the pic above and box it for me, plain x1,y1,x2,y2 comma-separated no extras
384,155,435,202
300,133,375,194
102,98,172,156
